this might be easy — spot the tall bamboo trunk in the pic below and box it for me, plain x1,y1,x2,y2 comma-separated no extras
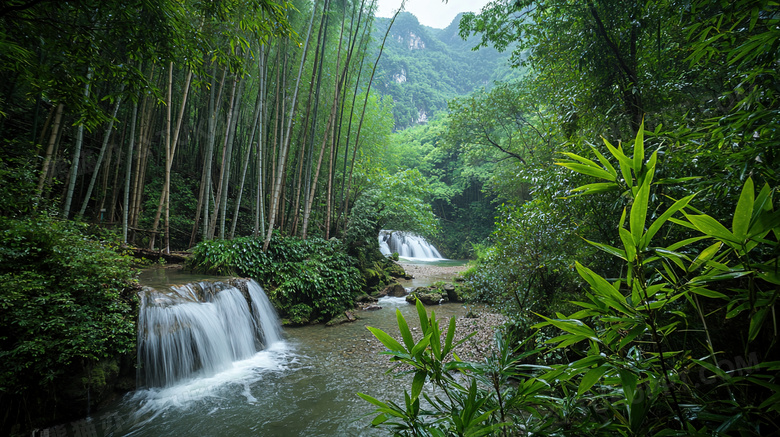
62,69,93,219
207,74,239,240
78,88,124,218
122,102,138,244
263,2,318,251
36,102,65,198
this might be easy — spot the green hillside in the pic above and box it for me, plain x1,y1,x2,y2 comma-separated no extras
373,12,517,130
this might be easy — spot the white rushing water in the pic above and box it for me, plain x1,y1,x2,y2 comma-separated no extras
136,279,283,388
378,230,445,260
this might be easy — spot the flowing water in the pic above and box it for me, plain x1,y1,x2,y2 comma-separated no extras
379,230,445,260
54,263,476,437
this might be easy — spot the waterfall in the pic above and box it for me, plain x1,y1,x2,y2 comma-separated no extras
137,279,283,388
378,230,445,260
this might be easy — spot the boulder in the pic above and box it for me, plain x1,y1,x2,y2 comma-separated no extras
386,283,407,297
406,291,448,306
442,283,462,302
363,304,382,311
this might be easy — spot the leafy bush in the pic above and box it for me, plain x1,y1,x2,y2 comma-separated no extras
188,234,363,323
0,215,137,433
362,126,780,436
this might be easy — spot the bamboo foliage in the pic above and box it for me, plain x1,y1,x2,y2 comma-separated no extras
14,0,394,251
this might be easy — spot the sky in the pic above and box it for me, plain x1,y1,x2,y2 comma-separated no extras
375,0,493,29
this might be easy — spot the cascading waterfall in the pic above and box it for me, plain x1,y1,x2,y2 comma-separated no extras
137,279,282,388
378,230,445,260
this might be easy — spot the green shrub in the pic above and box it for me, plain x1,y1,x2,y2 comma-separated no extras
189,234,363,323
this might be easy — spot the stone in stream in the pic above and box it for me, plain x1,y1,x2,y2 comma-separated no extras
377,283,406,297
406,291,448,305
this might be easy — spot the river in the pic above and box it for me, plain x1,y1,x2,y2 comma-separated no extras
41,260,490,437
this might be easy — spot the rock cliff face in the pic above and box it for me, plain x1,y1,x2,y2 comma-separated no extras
373,12,517,130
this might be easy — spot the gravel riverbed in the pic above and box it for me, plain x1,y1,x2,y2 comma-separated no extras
351,260,507,368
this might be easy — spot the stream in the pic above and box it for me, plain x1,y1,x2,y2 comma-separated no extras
47,260,480,437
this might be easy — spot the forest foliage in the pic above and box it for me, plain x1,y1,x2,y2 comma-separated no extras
361,0,780,435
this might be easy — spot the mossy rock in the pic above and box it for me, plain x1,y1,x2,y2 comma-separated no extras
406,291,448,305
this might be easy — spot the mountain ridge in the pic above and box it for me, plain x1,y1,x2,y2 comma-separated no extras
372,12,517,130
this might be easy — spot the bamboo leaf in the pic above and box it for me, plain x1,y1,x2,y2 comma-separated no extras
688,242,723,273
367,326,405,353
585,238,626,260
619,227,636,262
633,120,645,174
578,365,609,396
749,307,769,342
396,309,414,352
557,162,617,181
604,139,634,185
590,145,618,178
411,370,426,401
733,177,754,241
630,178,650,244
415,298,429,333
645,194,696,243
685,213,739,243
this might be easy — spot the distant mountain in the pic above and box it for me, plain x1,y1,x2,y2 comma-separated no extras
372,12,518,130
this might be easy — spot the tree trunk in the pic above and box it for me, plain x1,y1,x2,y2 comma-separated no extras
62,69,93,219
207,74,240,240
340,0,398,231
36,102,64,198
78,88,124,218
254,45,268,238
122,101,138,244
232,46,266,239
263,2,318,252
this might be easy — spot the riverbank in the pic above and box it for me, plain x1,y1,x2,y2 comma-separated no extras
356,259,506,366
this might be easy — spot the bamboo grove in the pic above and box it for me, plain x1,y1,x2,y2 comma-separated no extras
0,0,400,252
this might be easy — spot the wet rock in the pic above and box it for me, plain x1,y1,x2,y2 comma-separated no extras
355,294,378,303
363,304,382,311
326,310,359,326
385,283,407,297
406,291,448,305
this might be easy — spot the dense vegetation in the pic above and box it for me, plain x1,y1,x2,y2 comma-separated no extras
2,0,779,434
359,0,780,435
0,0,439,433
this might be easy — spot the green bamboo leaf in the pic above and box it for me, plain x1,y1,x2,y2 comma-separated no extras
688,242,723,273
645,194,696,243
690,287,728,299
576,262,633,315
367,326,405,353
630,178,650,244
443,316,456,356
370,413,390,426
411,333,431,358
584,238,626,260
559,151,599,166
619,369,638,405
415,298,429,333
357,392,390,408
590,145,618,178
396,309,414,352
732,177,754,241
749,307,769,342
535,313,599,341
570,182,620,195
633,120,645,174
578,365,609,395
603,138,634,185
557,162,616,181
619,227,636,262
685,213,739,243
411,370,426,400
666,235,709,251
